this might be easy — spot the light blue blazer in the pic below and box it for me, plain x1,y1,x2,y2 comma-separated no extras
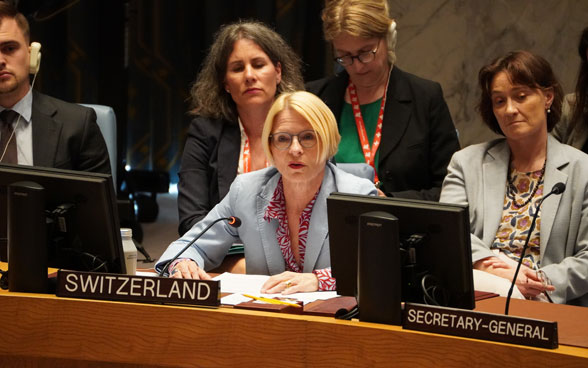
440,135,588,306
156,162,378,275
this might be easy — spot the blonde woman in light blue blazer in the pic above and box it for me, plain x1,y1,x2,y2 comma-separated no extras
156,92,377,294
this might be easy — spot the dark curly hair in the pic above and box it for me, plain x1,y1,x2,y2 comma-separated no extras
189,20,304,122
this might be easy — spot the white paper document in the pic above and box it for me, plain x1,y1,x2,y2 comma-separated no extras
213,272,270,294
213,272,338,305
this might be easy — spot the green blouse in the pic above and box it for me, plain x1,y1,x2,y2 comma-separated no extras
334,98,383,173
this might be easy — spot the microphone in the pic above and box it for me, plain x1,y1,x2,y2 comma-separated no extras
551,182,566,195
504,182,566,315
157,216,241,277
227,216,241,227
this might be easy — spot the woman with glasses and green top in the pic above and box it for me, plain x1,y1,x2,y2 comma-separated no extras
156,91,377,293
307,0,460,201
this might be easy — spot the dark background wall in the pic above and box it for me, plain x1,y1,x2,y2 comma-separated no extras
22,0,325,185
17,0,588,184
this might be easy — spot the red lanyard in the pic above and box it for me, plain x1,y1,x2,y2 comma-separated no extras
242,137,268,173
242,138,252,173
347,74,389,184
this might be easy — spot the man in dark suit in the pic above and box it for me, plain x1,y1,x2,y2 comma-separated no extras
0,3,111,262
0,2,110,173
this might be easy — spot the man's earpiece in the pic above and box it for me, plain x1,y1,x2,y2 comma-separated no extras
29,42,42,75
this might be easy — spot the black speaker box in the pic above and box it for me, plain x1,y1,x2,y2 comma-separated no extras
8,181,48,293
357,211,402,325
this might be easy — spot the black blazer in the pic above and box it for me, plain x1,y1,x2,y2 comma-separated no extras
177,116,240,236
306,67,460,201
0,92,111,261
31,91,110,174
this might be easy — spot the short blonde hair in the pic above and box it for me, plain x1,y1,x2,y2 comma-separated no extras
322,0,396,64
262,91,341,164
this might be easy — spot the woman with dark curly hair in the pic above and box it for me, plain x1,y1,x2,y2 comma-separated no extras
178,20,304,236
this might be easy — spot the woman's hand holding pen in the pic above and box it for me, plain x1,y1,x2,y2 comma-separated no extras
170,259,211,280
261,271,318,295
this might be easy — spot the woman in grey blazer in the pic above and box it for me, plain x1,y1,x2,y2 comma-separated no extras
441,51,588,306
156,92,378,294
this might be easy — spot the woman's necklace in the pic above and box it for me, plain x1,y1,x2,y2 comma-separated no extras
507,159,546,209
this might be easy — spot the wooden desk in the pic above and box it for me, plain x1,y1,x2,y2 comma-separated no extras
476,297,588,349
0,289,587,367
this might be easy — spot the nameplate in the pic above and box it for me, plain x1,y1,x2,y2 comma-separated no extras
403,303,558,349
55,270,220,307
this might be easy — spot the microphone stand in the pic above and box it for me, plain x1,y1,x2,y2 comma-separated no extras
505,183,565,315
157,217,236,277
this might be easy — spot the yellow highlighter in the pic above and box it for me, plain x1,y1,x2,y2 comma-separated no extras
242,294,302,308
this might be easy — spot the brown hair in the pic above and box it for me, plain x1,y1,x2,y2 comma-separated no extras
477,50,563,135
0,2,30,43
189,20,303,122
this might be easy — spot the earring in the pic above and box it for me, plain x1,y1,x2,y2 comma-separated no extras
547,107,551,114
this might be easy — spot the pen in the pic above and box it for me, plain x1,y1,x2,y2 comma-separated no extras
242,294,302,308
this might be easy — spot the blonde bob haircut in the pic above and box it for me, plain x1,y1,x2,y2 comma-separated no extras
321,0,397,65
262,91,341,165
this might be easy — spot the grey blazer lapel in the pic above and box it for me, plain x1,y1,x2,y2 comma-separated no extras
540,136,569,255
31,91,60,167
483,142,510,244
302,168,333,273
256,174,286,275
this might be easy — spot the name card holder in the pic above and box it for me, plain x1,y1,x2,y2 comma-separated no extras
56,270,220,307
403,303,558,349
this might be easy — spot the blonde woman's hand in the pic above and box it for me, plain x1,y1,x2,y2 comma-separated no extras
170,259,211,280
260,271,319,295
